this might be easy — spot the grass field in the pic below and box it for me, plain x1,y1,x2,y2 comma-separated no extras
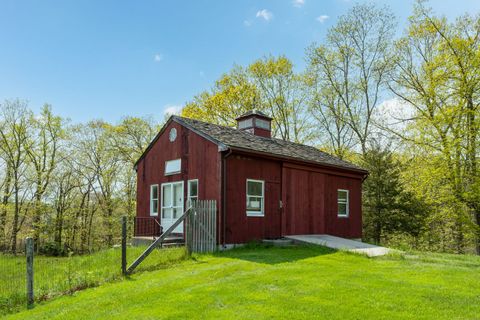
0,246,188,316
5,244,480,320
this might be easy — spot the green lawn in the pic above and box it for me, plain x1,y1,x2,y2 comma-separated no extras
5,244,480,320
0,246,188,315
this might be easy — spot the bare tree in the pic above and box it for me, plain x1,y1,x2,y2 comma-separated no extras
306,3,396,154
249,56,314,144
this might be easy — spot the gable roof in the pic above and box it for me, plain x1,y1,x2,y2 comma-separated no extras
235,109,272,121
135,115,367,174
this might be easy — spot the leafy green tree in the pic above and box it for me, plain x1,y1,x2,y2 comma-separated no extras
182,56,313,143
249,56,313,143
389,1,480,253
362,143,427,245
182,66,259,126
0,100,31,253
107,117,161,218
25,105,65,246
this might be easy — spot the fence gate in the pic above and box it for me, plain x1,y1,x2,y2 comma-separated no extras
185,200,217,253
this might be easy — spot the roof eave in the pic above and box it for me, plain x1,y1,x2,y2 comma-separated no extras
227,146,369,176
133,115,175,168
133,116,229,169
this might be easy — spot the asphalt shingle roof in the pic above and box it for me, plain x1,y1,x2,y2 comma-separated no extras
173,116,366,173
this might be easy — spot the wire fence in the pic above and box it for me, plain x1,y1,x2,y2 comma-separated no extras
0,217,189,316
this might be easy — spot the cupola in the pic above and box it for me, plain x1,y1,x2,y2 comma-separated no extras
235,110,272,138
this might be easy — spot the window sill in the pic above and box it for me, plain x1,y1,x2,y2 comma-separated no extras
246,211,264,217
164,171,181,176
337,215,349,219
150,213,158,217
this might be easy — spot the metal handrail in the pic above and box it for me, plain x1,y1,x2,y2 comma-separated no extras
134,216,162,238
126,206,193,274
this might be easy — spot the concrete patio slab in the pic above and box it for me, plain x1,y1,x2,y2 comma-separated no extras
285,234,391,257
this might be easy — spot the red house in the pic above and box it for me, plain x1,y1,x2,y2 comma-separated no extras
135,111,368,246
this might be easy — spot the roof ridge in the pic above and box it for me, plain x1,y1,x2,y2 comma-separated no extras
171,115,366,173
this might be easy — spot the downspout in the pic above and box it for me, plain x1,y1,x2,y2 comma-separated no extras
222,149,233,248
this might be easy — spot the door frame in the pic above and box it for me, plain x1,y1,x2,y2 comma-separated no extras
160,180,184,233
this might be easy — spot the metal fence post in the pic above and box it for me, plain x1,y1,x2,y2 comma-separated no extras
122,216,127,275
26,237,34,308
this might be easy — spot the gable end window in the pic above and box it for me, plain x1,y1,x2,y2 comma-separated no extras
246,179,264,217
150,184,159,216
165,159,181,175
337,189,349,218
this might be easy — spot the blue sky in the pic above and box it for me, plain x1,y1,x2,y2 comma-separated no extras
1,0,479,123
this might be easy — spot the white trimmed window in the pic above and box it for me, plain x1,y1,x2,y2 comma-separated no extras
165,159,181,175
246,179,264,217
187,179,198,206
150,184,159,216
337,189,349,217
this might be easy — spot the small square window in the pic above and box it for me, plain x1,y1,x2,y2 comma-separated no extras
165,159,181,175
255,118,271,130
238,118,253,129
246,179,264,217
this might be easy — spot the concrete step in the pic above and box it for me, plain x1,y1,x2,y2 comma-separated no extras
131,235,184,247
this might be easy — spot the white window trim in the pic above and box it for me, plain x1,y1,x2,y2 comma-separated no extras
246,179,265,217
150,184,159,216
187,179,199,206
165,159,181,176
337,189,349,218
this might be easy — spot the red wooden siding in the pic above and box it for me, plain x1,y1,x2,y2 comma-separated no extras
225,154,282,243
136,121,221,232
282,167,326,235
224,153,363,244
324,175,362,238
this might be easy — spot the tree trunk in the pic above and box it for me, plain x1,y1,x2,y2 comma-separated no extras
374,220,382,245
0,165,12,252
10,180,19,254
475,211,480,255
54,206,64,249
32,192,42,250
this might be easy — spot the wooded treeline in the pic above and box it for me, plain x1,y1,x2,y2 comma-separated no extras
1,1,478,255
182,1,480,254
0,101,161,254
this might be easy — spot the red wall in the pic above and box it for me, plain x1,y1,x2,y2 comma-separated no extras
282,167,326,235
224,154,363,243
136,120,221,228
225,154,282,243
324,175,362,238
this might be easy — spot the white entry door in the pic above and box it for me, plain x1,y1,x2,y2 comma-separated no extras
161,181,184,233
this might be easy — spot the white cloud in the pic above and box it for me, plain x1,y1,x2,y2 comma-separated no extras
163,104,182,116
243,20,252,27
256,9,273,21
316,15,330,23
374,98,415,132
292,0,305,8
154,54,163,62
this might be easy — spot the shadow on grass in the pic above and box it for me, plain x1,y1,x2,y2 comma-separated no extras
214,242,336,265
